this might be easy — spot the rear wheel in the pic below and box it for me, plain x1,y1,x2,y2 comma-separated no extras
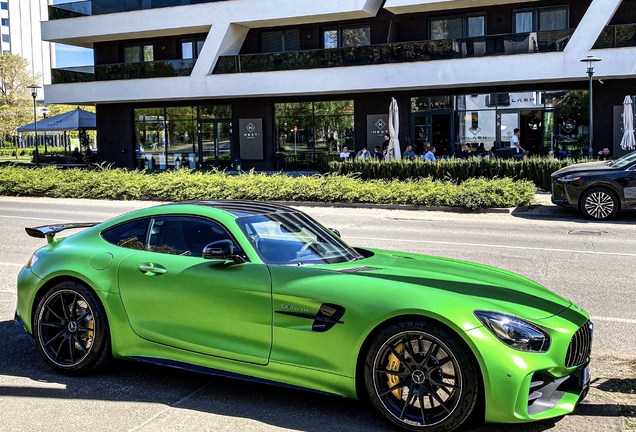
364,320,479,432
580,187,619,220
33,281,111,375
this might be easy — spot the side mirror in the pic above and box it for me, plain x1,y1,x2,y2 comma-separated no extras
329,228,341,237
202,240,245,263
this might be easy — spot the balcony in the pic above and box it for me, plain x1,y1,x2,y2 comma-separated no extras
593,24,636,49
51,59,196,84
48,0,226,20
213,29,574,75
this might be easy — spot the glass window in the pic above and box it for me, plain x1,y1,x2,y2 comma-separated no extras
1,34,9,43
514,7,568,33
467,16,485,37
430,15,484,40
411,96,454,112
1,18,8,26
148,216,237,257
0,2,7,11
181,38,205,59
539,8,568,31
198,104,232,120
323,29,338,49
322,25,370,49
182,41,194,59
275,101,354,169
515,12,533,33
457,110,497,150
143,44,154,62
260,29,300,53
236,211,360,265
101,219,150,250
124,44,153,63
124,45,140,63
342,27,370,47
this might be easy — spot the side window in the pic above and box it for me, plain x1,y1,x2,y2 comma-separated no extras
147,216,236,257
101,219,150,250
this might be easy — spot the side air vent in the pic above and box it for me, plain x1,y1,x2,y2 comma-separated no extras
334,266,381,273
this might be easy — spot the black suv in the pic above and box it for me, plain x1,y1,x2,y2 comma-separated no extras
551,151,636,220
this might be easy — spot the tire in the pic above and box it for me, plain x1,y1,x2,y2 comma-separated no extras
33,281,111,375
580,187,619,220
364,320,479,432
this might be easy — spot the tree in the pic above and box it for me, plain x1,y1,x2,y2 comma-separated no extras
0,53,37,141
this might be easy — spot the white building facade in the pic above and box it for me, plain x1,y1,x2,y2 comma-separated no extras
41,0,636,170
3,0,53,88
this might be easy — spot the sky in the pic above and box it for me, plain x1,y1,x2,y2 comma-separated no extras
52,0,94,68
55,44,94,68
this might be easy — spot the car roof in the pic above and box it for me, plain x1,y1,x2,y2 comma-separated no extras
171,200,298,217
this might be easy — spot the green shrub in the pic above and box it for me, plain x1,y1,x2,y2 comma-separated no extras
0,165,536,209
326,156,580,191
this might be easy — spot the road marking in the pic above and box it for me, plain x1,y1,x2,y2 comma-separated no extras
591,316,636,325
0,262,23,268
347,236,636,258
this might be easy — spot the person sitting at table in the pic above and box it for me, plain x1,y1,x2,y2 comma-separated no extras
457,144,473,159
340,146,351,161
356,147,370,160
71,147,82,162
422,145,437,162
402,145,416,161
372,145,383,160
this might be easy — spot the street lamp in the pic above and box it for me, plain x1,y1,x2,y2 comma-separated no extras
40,107,50,154
27,84,41,167
580,56,601,158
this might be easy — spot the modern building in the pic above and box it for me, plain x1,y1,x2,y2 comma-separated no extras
2,0,53,89
42,0,635,170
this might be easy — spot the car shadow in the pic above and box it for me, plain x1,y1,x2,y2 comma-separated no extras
0,319,620,432
511,205,636,225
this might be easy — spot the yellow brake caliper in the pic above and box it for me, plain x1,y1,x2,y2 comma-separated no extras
387,343,404,399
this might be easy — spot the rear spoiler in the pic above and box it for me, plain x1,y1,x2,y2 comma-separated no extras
25,223,100,243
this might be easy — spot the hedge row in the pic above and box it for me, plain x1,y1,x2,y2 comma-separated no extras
0,165,535,210
326,157,577,191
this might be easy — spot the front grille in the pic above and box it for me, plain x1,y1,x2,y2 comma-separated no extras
565,321,593,368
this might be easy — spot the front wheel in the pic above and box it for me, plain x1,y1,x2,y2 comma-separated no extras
33,281,111,375
580,187,619,220
364,320,479,432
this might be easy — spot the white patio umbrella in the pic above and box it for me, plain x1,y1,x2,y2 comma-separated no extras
620,95,635,151
385,97,402,161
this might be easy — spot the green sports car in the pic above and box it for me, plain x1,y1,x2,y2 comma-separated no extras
15,201,592,432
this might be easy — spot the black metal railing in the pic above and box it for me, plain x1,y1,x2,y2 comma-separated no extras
593,23,636,49
49,0,227,20
213,29,574,75
51,59,196,84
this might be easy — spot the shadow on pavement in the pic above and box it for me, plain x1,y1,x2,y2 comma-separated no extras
511,205,636,225
0,317,621,432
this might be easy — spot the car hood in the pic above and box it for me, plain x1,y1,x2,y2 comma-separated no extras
336,248,571,321
552,160,611,177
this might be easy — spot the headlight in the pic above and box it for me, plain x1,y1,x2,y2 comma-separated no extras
474,311,550,352
26,253,39,269
557,175,581,183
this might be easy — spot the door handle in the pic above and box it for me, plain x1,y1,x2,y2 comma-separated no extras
139,263,167,275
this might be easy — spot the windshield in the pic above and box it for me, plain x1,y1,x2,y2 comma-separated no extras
609,150,636,169
235,211,362,265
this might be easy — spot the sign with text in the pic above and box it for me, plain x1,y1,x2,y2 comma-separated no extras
239,118,263,160
367,114,389,150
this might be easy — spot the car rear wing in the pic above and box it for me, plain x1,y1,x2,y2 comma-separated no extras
25,223,100,243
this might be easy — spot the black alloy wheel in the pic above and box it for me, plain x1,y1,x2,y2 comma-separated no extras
364,321,479,432
580,187,619,220
34,282,111,375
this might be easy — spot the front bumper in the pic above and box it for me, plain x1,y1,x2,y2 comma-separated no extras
551,181,578,208
466,311,592,423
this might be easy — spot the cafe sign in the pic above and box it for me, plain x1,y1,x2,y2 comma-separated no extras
367,114,389,149
239,118,263,160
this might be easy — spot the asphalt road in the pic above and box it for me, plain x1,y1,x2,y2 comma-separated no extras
0,197,633,432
